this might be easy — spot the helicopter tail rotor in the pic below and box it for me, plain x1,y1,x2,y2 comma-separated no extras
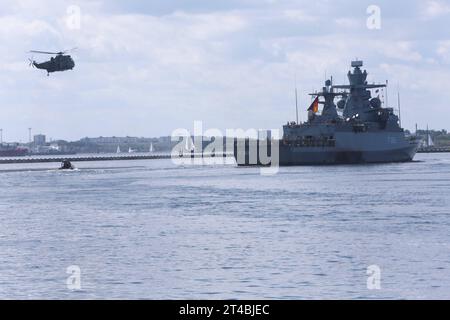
28,58,35,68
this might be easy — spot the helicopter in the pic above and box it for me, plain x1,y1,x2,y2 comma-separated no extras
28,48,76,76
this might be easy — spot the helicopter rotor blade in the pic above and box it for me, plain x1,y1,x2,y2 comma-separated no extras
30,50,60,55
29,48,78,55
60,47,78,55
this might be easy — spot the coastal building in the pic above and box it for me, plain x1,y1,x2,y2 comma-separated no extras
33,134,46,146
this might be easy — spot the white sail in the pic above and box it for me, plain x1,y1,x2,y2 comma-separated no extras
149,143,154,153
116,145,121,153
428,134,434,147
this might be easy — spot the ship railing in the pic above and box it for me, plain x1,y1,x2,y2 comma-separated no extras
284,137,336,148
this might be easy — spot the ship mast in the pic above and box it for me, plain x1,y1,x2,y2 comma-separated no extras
385,80,389,108
294,73,299,124
397,91,402,128
295,87,299,124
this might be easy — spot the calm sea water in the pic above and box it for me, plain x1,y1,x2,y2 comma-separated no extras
0,153,449,299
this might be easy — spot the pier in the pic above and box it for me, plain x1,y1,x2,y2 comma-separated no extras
0,152,232,164
417,147,450,153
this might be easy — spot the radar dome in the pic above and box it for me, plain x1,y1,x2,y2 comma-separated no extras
370,97,382,109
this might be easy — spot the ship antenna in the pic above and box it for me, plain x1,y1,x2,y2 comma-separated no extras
385,80,389,108
397,84,402,128
295,87,299,124
294,73,299,124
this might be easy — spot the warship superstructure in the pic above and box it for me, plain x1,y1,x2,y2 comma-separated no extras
234,60,421,166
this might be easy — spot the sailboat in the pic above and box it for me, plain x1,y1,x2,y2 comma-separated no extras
421,125,435,148
116,145,121,154
149,143,154,153
427,133,435,147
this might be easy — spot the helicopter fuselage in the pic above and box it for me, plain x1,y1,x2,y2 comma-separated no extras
33,54,75,75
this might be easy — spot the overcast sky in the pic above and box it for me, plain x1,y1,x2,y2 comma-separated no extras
1,0,449,142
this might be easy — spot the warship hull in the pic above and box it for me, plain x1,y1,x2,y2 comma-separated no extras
233,135,421,166
278,145,418,165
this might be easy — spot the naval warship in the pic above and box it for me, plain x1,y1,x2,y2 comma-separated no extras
233,60,421,166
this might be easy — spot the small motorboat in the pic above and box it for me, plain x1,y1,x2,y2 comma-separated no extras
59,159,75,170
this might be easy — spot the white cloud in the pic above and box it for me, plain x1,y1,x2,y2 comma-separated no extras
334,18,360,28
421,0,450,20
437,40,450,63
372,41,422,62
283,9,317,22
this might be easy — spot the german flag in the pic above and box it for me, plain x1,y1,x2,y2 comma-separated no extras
308,96,319,113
